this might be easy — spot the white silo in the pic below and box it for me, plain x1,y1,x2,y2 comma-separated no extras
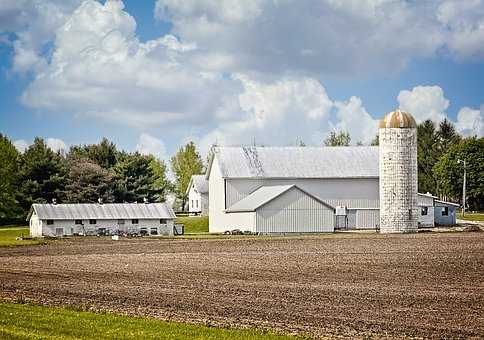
379,109,418,233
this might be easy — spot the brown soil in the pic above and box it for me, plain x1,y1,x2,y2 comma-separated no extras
0,233,483,338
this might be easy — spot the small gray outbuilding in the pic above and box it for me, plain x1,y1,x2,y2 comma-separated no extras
28,203,176,237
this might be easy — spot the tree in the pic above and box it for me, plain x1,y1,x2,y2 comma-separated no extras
17,138,67,214
370,134,379,146
148,156,172,202
64,157,115,203
433,137,484,211
0,134,22,220
324,131,351,146
417,120,439,194
69,138,118,169
436,118,461,156
113,153,158,203
170,142,204,210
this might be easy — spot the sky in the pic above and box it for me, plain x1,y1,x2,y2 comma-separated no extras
0,0,483,162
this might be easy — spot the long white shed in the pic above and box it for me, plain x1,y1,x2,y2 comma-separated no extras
28,203,176,237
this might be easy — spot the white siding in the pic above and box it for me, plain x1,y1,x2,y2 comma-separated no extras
188,185,202,214
209,153,231,233
201,193,209,216
226,178,379,209
39,219,174,237
355,209,380,229
29,212,42,237
255,187,334,233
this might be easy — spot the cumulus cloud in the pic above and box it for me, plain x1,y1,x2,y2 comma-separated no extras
455,106,483,136
397,86,449,123
13,139,29,153
136,133,167,160
13,138,67,153
333,97,378,144
397,85,483,137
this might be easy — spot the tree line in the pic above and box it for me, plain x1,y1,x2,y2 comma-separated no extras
324,119,483,211
0,136,203,224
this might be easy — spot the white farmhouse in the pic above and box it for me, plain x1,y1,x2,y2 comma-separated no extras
28,203,176,237
206,146,459,234
186,175,209,215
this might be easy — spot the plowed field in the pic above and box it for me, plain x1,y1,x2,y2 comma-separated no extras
1,232,483,338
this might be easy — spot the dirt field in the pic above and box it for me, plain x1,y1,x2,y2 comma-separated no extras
1,232,483,338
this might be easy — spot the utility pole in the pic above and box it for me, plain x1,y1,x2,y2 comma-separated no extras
458,159,467,217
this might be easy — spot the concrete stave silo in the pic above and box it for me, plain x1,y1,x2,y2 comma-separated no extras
379,109,418,233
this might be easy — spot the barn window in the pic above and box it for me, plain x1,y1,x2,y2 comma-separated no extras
421,207,428,216
118,219,125,225
132,219,139,224
160,219,166,224
75,220,82,225
46,219,54,225
196,200,198,208
441,207,449,216
89,219,96,224
150,227,158,235
191,200,194,208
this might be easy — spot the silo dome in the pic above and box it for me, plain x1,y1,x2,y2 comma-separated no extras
379,109,417,129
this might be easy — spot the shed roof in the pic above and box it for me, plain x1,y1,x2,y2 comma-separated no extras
226,185,334,212
28,203,176,221
186,174,209,195
209,146,379,179
434,200,460,207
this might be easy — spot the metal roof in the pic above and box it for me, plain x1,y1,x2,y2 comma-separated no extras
434,200,460,207
186,174,208,195
28,203,176,221
209,146,379,179
226,185,334,212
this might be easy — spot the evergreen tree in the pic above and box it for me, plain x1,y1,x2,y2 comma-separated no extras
148,156,172,202
113,153,158,203
17,138,67,213
0,134,21,221
436,118,461,156
170,142,204,210
324,131,351,146
69,138,118,169
417,120,438,194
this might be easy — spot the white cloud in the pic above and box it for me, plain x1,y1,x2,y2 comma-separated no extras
136,133,167,160
333,97,378,144
13,139,29,153
13,138,67,153
397,86,449,123
46,138,67,153
455,106,483,136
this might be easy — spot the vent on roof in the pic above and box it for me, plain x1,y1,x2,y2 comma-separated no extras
52,198,57,205
144,197,148,204
98,198,103,205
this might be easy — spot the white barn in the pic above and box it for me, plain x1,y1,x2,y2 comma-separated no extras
207,146,380,233
28,203,176,237
206,146,459,234
186,175,209,215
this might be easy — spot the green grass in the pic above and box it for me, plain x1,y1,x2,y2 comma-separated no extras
0,302,298,340
175,216,209,234
457,212,484,222
0,227,45,247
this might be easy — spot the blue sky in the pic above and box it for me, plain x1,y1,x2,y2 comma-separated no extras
0,0,483,160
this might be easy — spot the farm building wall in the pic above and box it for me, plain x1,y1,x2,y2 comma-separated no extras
201,193,209,216
188,186,202,214
255,187,334,233
39,219,174,237
209,153,232,233
226,178,379,209
29,212,42,237
434,202,457,225
417,194,435,227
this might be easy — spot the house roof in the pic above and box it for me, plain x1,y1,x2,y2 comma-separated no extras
27,203,176,221
208,146,379,179
434,200,460,207
226,185,334,212
186,174,209,195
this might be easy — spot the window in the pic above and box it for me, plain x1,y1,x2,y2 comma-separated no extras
89,219,96,224
75,220,82,225
160,219,167,224
132,219,139,224
118,219,125,225
421,207,428,216
441,207,449,216
47,219,54,225
150,227,158,235
191,200,194,208
196,200,198,208
140,227,148,236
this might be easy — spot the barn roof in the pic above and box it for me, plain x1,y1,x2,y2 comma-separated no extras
186,174,209,195
226,185,334,212
28,203,176,221
208,146,379,179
